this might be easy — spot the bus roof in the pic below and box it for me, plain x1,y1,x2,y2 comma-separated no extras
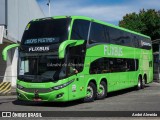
33,15,151,39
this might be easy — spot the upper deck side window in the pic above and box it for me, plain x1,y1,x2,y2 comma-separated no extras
71,19,90,41
89,22,108,44
88,21,151,50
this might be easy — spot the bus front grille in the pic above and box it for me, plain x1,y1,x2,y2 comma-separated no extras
20,88,52,93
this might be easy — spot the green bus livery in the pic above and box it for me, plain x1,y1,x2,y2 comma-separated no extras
2,16,153,102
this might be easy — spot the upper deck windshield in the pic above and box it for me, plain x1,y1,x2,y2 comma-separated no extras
21,18,71,46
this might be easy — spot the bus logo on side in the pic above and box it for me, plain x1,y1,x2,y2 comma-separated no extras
141,41,151,47
104,45,123,56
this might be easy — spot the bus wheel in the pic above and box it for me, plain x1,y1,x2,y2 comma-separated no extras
96,81,107,100
137,77,142,90
83,82,96,102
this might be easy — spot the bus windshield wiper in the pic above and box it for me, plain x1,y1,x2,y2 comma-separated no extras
18,75,34,81
40,75,54,81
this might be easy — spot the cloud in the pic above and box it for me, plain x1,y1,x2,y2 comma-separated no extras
37,0,160,25
138,0,160,9
75,6,131,22
47,2,132,24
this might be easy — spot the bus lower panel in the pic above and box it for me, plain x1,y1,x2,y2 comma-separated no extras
16,88,69,102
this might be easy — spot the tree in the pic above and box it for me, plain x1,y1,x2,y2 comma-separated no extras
119,9,160,40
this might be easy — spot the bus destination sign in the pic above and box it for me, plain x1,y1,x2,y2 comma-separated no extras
24,38,59,45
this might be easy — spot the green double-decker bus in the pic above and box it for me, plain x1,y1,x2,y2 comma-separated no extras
2,16,153,102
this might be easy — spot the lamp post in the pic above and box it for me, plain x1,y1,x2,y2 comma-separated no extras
47,0,51,17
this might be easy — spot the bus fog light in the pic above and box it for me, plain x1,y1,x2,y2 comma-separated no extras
17,93,21,97
56,93,64,98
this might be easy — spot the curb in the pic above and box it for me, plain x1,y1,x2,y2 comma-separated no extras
10,91,17,95
0,82,17,96
0,91,17,96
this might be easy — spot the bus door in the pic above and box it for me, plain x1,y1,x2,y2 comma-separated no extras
67,55,85,100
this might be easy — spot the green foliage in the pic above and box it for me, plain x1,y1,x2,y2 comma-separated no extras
119,9,160,40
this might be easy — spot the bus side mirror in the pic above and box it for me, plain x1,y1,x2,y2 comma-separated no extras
2,44,20,61
59,40,84,59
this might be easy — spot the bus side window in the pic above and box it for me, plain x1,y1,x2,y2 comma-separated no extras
89,23,106,44
109,58,135,72
90,58,110,74
109,59,114,72
133,36,140,48
71,19,90,40
90,58,138,74
90,60,97,74
102,58,110,73
149,61,152,67
124,33,132,46
107,27,120,45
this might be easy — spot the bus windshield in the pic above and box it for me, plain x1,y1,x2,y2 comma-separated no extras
21,18,71,45
18,53,66,82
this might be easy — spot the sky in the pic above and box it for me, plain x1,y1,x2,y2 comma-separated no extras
37,0,160,25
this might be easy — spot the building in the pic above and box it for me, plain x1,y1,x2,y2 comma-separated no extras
152,39,160,82
0,0,45,91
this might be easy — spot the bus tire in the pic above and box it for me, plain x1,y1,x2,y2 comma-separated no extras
142,75,147,88
83,82,96,102
96,81,107,100
137,77,142,90
141,78,145,89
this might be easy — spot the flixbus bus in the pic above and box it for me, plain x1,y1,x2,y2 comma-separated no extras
2,16,153,102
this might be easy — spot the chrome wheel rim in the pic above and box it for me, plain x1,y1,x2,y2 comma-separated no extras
86,86,93,98
97,84,105,96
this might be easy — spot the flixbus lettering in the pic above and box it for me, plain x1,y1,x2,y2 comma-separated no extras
104,45,123,56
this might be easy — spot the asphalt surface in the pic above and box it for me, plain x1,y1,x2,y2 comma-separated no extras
0,82,160,111
0,82,160,119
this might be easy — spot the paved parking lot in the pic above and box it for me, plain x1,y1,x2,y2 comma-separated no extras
0,82,160,111
0,82,160,118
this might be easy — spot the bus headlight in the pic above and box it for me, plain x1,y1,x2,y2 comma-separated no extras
51,80,74,90
17,84,24,90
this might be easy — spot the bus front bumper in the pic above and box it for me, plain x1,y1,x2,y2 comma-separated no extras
16,87,69,102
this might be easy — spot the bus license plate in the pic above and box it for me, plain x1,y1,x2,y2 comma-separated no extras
33,98,42,101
